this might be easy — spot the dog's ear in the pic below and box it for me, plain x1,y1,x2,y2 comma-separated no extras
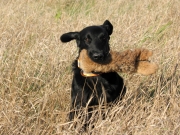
102,20,113,35
60,32,80,42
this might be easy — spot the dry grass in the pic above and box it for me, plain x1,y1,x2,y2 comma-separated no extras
0,0,179,134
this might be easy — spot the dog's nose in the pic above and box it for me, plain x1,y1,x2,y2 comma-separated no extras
93,53,104,60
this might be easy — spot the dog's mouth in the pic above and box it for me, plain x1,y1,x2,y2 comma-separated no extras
88,51,111,64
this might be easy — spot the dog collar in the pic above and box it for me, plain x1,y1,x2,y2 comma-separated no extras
78,59,100,77
80,70,100,77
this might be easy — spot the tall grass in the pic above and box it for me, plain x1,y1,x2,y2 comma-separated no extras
0,0,179,134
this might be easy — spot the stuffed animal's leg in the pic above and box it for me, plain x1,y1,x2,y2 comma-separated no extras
137,49,153,61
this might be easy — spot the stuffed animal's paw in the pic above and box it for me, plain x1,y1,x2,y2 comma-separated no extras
137,61,158,75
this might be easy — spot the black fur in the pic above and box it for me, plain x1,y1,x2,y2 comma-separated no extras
60,20,126,126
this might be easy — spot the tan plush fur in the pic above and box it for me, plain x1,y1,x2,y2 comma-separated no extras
78,49,158,75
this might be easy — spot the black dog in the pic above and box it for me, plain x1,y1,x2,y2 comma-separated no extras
60,20,126,127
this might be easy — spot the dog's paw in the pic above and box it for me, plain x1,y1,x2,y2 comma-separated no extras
137,61,158,75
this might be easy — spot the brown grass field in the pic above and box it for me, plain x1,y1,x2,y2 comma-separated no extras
0,0,180,134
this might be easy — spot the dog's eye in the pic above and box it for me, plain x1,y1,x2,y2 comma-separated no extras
85,38,89,42
100,35,106,40
84,36,91,43
102,36,106,40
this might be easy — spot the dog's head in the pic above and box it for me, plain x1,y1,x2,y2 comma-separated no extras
60,20,113,63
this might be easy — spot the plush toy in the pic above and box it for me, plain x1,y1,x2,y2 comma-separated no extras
78,49,158,75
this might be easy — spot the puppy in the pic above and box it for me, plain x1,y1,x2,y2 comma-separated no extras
60,20,126,128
